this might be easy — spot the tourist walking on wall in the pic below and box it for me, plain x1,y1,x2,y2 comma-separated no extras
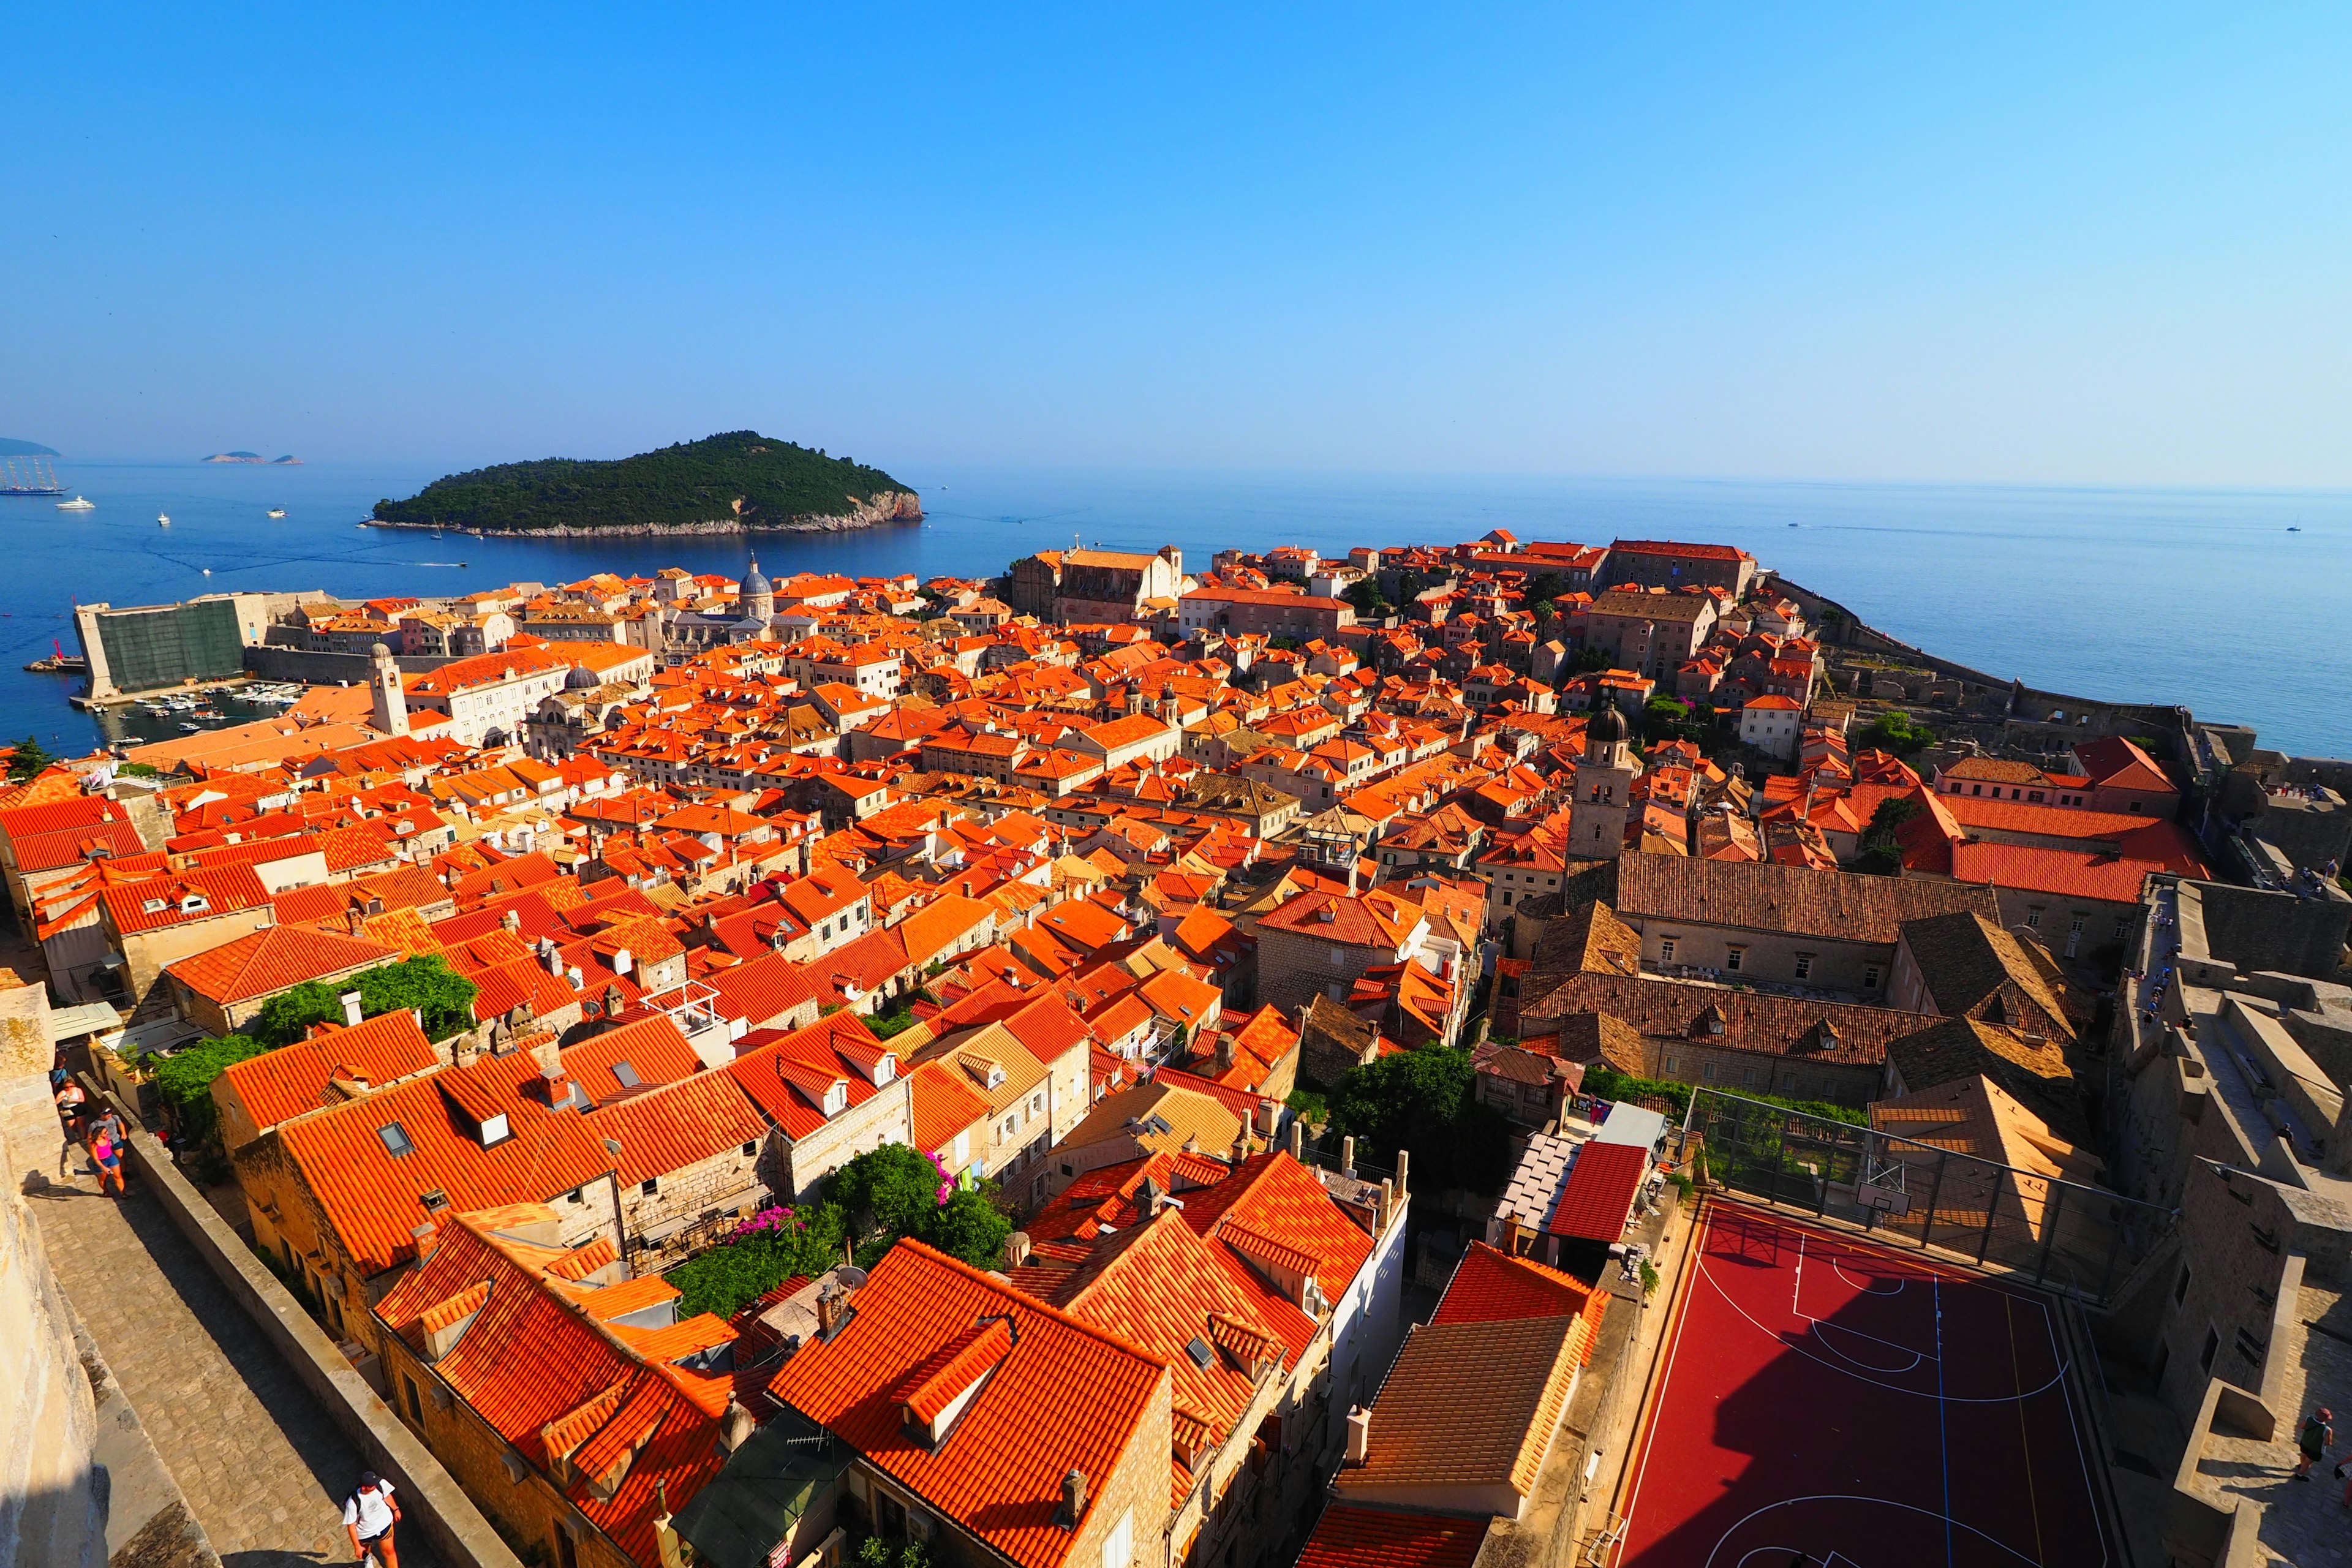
344,1472,400,1564
2296,1406,2333,1480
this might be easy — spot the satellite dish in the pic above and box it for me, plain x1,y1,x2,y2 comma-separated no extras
836,1265,869,1289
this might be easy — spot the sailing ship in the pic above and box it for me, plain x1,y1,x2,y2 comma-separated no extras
0,459,65,497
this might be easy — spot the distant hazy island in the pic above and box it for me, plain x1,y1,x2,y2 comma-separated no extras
0,437,60,458
368,431,921,536
205,451,301,464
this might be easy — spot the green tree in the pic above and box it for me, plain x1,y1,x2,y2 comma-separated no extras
7,735,56,782
1327,1046,1515,1193
1644,695,1704,744
1569,646,1613,675
914,1185,1012,1270
248,956,480,1047
1342,578,1390,617
829,1144,944,1238
663,1202,850,1320
1858,710,1937,758
356,954,479,1041
249,981,346,1047
151,1034,268,1144
1853,794,1925,876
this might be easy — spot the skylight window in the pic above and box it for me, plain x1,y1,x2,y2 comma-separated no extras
378,1121,415,1158
611,1060,641,1088
1185,1336,1215,1370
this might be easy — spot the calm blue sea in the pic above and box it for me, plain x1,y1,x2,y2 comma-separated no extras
2,460,2345,759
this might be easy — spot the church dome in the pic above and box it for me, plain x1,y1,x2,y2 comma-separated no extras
742,558,772,597
1587,703,1627,744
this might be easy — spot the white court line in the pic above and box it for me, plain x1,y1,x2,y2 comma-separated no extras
1696,1225,2075,1404
1807,1321,1924,1375
1703,1495,2048,1568
1662,1210,2109,1567
1833,1257,1905,1295
1617,1202,1715,1564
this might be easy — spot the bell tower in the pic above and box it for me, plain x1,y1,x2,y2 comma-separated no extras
369,643,409,737
1570,704,1638,858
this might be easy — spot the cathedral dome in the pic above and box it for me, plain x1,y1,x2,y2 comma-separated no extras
1586,703,1627,745
742,558,773,597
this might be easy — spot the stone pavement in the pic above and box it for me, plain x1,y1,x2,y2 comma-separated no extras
2184,1278,2352,1567
28,1139,439,1568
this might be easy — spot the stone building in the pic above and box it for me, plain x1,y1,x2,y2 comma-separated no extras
371,1206,731,1568
586,1068,772,1270
1178,587,1355,642
1602,538,1758,597
1006,546,1186,622
1567,706,1638,860
233,1048,624,1354
723,1013,915,1199
1580,587,1721,681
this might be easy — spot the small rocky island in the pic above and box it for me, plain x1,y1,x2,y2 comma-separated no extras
368,430,921,536
203,452,301,464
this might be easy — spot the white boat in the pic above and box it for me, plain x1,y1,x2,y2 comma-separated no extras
157,512,170,526
56,496,95,512
179,723,199,733
267,508,286,519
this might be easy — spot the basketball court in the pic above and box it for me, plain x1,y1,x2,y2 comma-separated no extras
1612,1202,2116,1566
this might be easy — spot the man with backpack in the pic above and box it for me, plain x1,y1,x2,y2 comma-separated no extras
343,1472,400,1564
2296,1406,2333,1480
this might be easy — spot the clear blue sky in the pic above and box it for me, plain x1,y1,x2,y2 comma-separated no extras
7,5,2350,483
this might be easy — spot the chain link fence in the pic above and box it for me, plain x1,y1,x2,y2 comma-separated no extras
1683,1088,2173,1305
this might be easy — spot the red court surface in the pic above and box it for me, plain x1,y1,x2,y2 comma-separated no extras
1614,1202,2113,1567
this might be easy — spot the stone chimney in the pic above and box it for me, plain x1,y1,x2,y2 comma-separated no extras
1344,1406,1371,1465
1395,1148,1410,1196
1231,1132,1250,1166
1058,1469,1088,1529
340,989,364,1028
1289,1120,1305,1160
412,1221,439,1262
1341,1135,1357,1178
720,1400,758,1454
501,908,522,934
1214,1036,1235,1072
1004,1232,1032,1269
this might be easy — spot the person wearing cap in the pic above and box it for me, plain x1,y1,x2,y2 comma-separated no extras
2296,1406,2333,1480
344,1472,400,1564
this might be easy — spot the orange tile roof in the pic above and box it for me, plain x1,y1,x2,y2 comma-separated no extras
100,865,273,936
1297,1506,1485,1568
276,1054,616,1276
1433,1242,1603,1333
582,1069,766,1186
1338,1316,1580,1499
560,1016,704,1105
372,1210,729,1566
165,924,398,1006
768,1240,1168,1568
908,1057,995,1154
217,1010,439,1133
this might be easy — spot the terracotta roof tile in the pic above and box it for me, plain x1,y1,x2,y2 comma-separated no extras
165,925,398,1006
767,1241,1168,1568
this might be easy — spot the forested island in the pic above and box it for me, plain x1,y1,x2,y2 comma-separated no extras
369,431,921,535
